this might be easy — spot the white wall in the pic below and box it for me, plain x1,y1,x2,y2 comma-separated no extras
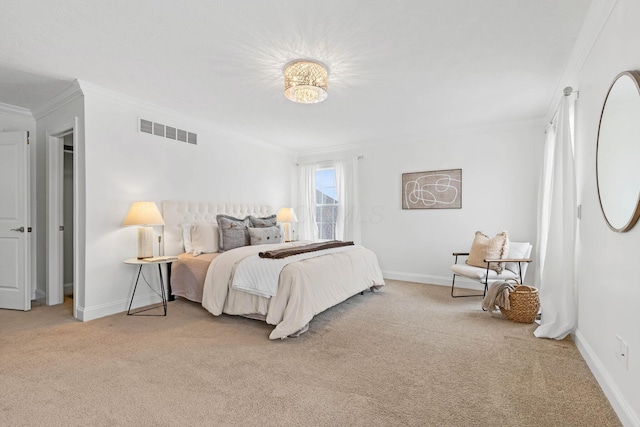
571,0,640,424
0,106,37,298
298,124,544,291
80,85,295,320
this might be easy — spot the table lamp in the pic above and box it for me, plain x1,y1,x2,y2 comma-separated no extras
122,201,165,259
276,207,298,242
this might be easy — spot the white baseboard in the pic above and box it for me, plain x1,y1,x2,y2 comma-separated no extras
574,329,639,427
64,282,73,296
34,289,46,300
381,270,486,292
76,292,164,322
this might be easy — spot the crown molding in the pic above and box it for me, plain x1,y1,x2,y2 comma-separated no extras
544,0,620,121
78,80,293,155
0,101,34,119
31,80,84,120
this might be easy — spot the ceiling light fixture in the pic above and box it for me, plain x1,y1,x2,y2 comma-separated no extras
284,60,328,104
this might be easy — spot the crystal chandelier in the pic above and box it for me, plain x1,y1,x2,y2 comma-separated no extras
284,60,328,104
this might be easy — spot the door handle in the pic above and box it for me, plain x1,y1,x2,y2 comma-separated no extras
10,227,25,233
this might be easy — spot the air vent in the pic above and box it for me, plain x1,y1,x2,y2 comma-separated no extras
166,126,176,140
139,118,197,145
140,119,153,134
153,123,165,137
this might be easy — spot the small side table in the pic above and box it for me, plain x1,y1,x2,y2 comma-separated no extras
124,258,175,316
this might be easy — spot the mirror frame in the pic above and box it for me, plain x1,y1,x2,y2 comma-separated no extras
596,70,640,233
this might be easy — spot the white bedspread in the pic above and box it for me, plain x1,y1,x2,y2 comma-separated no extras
201,242,385,339
231,245,362,298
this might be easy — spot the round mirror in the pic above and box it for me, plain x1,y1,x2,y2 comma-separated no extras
596,71,640,232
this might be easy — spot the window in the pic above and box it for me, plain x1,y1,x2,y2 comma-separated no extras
315,167,338,240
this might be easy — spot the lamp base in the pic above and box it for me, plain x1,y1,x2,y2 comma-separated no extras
137,226,154,259
282,223,293,242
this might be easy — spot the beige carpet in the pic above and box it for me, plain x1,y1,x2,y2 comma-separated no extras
0,280,620,426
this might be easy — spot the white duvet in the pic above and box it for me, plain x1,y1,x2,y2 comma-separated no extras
231,244,363,298
201,242,385,339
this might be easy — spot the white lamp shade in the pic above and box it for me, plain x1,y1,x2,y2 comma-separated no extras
276,207,298,223
122,201,165,226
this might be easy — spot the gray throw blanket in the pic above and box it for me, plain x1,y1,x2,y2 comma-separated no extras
481,281,515,312
259,240,354,259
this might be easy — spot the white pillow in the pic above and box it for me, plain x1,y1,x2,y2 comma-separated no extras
191,223,220,256
181,223,194,253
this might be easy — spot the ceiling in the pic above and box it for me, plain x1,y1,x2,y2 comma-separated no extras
0,0,591,151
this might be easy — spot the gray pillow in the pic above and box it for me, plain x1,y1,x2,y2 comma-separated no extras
216,214,251,252
249,214,277,228
249,226,283,245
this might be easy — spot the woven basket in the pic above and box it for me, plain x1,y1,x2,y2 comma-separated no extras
499,284,540,323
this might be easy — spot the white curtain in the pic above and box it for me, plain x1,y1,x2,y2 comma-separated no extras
296,163,318,241
534,93,577,340
335,158,361,244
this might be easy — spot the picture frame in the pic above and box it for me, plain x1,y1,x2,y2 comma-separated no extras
402,169,462,209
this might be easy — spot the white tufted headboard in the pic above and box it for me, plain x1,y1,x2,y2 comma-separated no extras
162,201,273,256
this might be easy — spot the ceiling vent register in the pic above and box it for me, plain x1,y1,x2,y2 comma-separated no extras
139,118,197,145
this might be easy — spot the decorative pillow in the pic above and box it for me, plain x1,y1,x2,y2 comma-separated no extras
181,223,194,253
191,223,220,257
216,214,251,252
249,214,278,228
466,231,509,273
249,226,283,245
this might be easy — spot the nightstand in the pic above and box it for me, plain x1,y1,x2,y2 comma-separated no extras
124,258,176,316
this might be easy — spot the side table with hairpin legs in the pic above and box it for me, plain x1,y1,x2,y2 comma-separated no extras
124,257,176,316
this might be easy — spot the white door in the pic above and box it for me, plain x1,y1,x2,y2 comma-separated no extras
0,131,30,311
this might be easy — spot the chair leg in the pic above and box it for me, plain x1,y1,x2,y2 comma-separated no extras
450,274,457,297
451,274,485,298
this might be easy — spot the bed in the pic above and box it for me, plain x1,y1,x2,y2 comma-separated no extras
162,201,385,339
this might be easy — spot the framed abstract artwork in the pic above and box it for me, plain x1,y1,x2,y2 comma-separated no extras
402,169,462,209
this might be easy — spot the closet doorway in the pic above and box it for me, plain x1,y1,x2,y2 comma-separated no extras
47,120,78,318
63,134,74,298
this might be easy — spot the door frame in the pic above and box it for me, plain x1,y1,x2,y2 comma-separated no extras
46,118,79,318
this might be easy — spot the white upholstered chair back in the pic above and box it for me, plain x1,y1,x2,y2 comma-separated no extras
504,241,532,281
450,241,533,297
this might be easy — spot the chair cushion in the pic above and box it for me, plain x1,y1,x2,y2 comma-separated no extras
451,263,518,281
466,231,509,273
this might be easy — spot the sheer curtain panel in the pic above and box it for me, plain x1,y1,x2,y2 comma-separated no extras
296,164,318,241
335,158,361,244
534,93,577,340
